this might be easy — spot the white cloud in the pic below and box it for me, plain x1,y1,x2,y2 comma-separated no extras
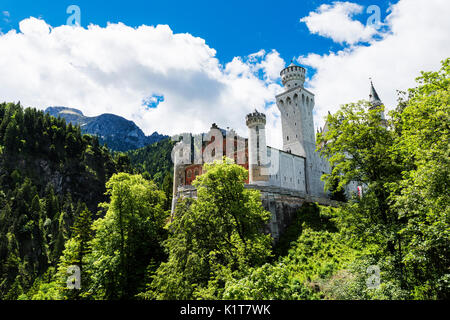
299,0,450,130
3,11,10,17
19,17,51,35
0,17,285,147
259,50,286,81
300,1,378,45
3,0,446,152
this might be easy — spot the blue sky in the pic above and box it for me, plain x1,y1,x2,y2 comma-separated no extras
0,0,448,145
0,0,395,73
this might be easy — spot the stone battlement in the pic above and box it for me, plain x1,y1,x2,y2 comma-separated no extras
246,110,266,126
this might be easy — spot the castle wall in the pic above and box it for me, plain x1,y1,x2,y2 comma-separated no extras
246,185,337,241
266,147,307,194
175,184,337,241
304,141,329,199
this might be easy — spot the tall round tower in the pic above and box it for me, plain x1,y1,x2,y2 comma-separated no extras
280,62,306,90
246,110,269,185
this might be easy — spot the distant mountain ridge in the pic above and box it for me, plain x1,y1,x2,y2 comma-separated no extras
46,106,168,152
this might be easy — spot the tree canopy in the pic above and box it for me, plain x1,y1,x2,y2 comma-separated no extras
149,158,272,300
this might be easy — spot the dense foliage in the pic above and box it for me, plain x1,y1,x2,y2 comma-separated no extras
147,158,272,300
0,102,125,299
126,139,174,210
0,59,448,300
316,58,449,299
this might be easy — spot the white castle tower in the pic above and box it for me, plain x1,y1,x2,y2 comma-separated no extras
246,110,269,185
276,62,327,197
276,62,316,157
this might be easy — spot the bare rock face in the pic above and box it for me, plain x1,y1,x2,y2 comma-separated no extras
45,106,167,151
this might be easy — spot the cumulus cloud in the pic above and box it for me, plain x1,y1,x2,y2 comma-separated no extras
300,1,378,45
248,49,285,81
299,0,450,130
0,18,285,147
3,0,446,151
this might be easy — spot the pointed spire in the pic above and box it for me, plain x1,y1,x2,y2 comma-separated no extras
368,78,387,125
369,78,382,108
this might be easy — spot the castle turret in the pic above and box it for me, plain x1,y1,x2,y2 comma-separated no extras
246,110,269,185
276,62,327,197
276,61,315,157
281,62,306,89
369,80,386,124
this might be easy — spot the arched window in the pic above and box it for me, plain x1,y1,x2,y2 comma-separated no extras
187,170,192,178
286,97,292,105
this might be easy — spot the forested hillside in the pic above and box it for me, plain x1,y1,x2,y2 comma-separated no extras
126,139,175,210
0,103,128,298
0,59,448,301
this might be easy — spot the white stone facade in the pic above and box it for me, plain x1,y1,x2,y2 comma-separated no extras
246,62,330,199
171,63,364,238
170,63,385,239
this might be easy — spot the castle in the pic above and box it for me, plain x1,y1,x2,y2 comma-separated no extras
171,62,384,240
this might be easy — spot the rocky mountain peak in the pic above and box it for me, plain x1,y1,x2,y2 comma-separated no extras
45,107,167,152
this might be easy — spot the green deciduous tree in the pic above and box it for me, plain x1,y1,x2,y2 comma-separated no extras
87,173,167,299
317,101,405,275
150,158,272,300
391,58,450,299
316,58,449,299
